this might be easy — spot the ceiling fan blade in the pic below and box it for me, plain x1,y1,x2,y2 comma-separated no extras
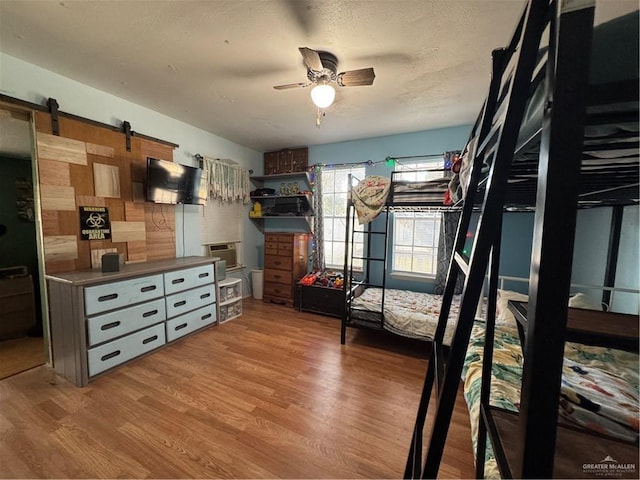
299,47,323,72
273,82,312,90
337,67,376,87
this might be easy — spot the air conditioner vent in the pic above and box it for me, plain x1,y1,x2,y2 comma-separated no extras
207,243,238,268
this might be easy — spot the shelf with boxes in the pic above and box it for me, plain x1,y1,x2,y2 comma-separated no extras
263,147,308,175
249,172,314,231
217,277,242,323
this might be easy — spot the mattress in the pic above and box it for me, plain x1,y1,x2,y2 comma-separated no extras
349,287,461,344
462,318,639,479
389,178,451,204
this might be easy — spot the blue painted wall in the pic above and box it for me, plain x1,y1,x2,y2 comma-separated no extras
311,125,474,291
266,124,638,304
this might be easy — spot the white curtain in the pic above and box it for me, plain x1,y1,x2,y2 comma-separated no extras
203,157,251,204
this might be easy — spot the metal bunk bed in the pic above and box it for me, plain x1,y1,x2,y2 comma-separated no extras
340,168,460,345
404,0,639,478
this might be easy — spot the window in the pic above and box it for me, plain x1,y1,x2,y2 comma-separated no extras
322,166,366,269
392,161,443,277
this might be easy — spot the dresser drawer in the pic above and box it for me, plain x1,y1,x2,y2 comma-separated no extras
264,282,292,299
165,283,215,319
264,255,292,270
166,304,217,342
84,274,164,316
86,298,166,347
164,264,214,295
278,243,293,255
265,234,281,243
87,323,166,377
265,269,292,285
265,240,278,251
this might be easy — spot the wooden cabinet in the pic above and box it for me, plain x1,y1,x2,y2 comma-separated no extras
47,257,217,387
0,269,36,339
263,147,308,174
263,233,308,306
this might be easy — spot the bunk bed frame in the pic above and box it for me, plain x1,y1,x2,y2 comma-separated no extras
340,169,458,345
403,0,639,478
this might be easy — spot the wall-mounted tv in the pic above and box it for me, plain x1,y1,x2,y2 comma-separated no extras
145,157,207,205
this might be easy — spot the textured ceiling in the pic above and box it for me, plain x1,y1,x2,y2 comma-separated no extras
0,0,637,153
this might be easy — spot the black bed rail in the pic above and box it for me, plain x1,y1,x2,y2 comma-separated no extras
342,174,391,343
404,0,560,477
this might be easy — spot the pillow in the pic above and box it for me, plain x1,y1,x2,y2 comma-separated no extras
496,289,529,326
568,293,603,311
487,290,604,326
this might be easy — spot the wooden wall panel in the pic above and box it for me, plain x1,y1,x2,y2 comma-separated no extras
41,211,60,236
75,236,91,271
145,203,175,261
45,260,76,275
105,198,124,222
44,235,78,262
37,159,70,186
131,182,145,203
86,142,114,158
140,138,173,162
36,132,87,166
93,163,121,198
34,112,53,135
34,113,176,274
125,202,145,222
56,211,79,236
111,221,146,242
126,241,147,262
76,196,106,208
41,185,76,211
130,138,146,184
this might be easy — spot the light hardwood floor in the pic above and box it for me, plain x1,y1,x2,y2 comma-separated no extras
0,298,475,479
0,336,46,380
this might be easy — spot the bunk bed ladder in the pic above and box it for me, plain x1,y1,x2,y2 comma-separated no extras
404,1,552,478
342,175,390,343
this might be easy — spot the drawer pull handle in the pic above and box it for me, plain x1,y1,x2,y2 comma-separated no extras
98,293,118,302
142,335,159,344
101,350,121,361
174,300,187,307
141,285,157,292
101,321,120,331
201,313,212,320
174,324,188,331
198,272,209,278
200,293,211,299
171,278,185,285
274,275,281,279
142,309,158,318
274,261,281,265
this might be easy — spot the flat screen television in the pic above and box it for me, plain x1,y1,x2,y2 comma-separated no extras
145,157,207,205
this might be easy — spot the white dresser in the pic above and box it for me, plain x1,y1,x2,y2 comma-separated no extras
47,257,217,386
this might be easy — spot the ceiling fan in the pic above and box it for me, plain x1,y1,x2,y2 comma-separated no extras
274,47,375,125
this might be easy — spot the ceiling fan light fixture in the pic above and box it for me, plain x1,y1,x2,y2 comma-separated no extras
310,83,335,108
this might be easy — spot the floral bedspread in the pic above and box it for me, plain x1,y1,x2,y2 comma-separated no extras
351,175,391,225
462,320,639,478
351,287,461,344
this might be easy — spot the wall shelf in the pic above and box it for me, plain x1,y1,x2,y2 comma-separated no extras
249,173,314,232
